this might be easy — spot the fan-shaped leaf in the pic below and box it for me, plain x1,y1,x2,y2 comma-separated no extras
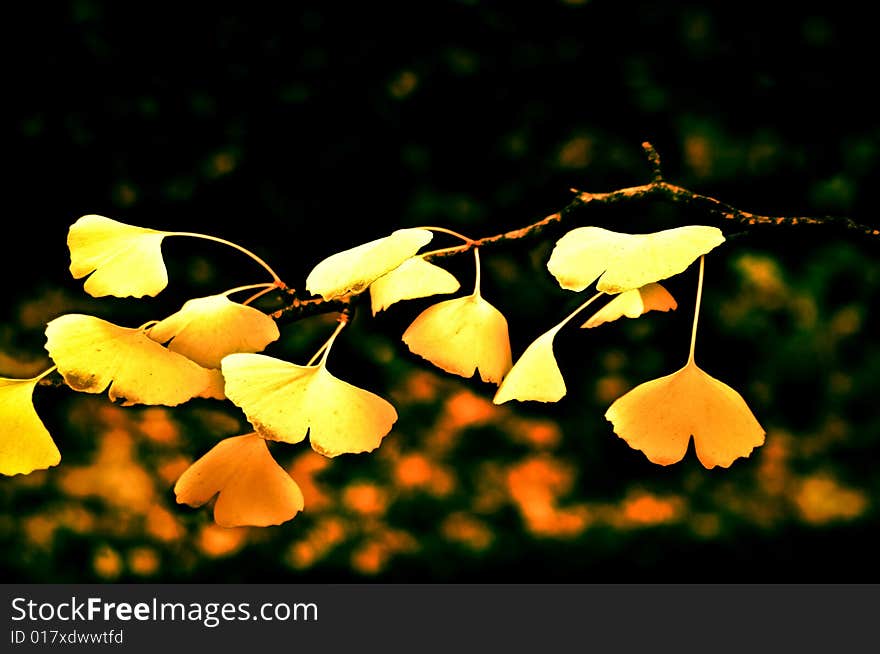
605,361,765,469
402,294,512,384
0,378,60,476
68,215,171,298
547,225,724,294
201,369,227,401
174,433,304,527
149,294,280,368
306,228,433,300
222,353,397,457
493,327,566,404
582,283,677,328
370,256,460,315
45,314,215,406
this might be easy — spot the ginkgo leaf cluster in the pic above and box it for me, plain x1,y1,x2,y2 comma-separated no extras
306,228,434,300
45,314,218,407
604,257,765,468
493,221,718,407
1,209,770,530
494,284,677,405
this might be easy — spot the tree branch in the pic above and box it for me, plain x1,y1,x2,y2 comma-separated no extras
274,142,877,320
270,292,352,324
642,141,664,183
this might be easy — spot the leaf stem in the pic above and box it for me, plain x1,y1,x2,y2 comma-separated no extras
221,282,277,297
242,286,280,306
220,282,281,306
419,245,470,258
472,247,482,297
414,226,475,244
553,292,605,332
688,256,705,365
167,231,284,285
28,366,58,383
307,319,349,367
417,226,476,259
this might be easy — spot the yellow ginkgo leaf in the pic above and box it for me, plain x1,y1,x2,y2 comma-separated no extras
494,290,605,404
200,369,227,401
493,327,565,404
605,361,765,469
68,214,171,298
174,433,304,527
45,314,215,407
221,353,397,457
402,293,512,384
547,225,724,294
149,294,280,368
0,377,61,476
305,228,433,300
370,256,460,315
582,283,677,328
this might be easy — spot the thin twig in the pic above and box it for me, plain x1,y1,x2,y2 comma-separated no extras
273,142,877,320
642,141,664,183
270,290,352,324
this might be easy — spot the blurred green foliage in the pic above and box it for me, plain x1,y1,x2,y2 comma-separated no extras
2,1,879,582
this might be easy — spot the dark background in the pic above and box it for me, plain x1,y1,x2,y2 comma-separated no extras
2,1,879,582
